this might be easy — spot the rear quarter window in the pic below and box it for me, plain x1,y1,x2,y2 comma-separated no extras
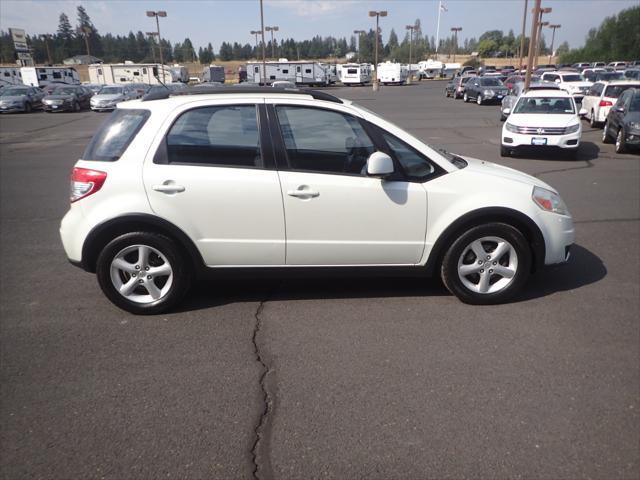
83,109,150,161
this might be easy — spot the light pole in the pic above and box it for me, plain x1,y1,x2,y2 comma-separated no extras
146,10,167,81
535,21,549,65
547,24,561,63
265,26,279,59
533,6,551,67
406,24,417,84
524,0,542,91
39,34,52,65
450,27,462,63
369,10,387,92
259,0,266,85
250,30,262,59
518,0,528,72
353,29,365,63
146,31,158,63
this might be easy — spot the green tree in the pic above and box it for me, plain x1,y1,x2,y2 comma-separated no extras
478,38,498,57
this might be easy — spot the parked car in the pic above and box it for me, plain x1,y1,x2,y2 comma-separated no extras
571,62,591,71
501,89,582,159
500,82,560,121
42,80,76,95
447,76,474,99
42,85,93,112
0,85,44,113
602,87,640,153
540,71,592,102
272,80,296,89
128,83,150,98
90,85,137,111
607,61,627,70
584,70,625,82
463,76,508,105
581,81,640,127
624,69,640,80
60,88,574,313
83,83,104,94
591,62,606,68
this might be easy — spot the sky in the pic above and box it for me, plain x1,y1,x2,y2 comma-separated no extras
1,0,637,52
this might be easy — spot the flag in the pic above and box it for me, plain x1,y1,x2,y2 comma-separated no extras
440,2,448,12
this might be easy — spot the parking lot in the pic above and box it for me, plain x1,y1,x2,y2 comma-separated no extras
1,80,638,479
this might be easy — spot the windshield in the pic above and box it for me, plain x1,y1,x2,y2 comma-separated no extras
513,96,575,114
99,86,123,95
53,87,78,95
1,87,28,96
630,94,640,112
480,77,503,86
561,74,584,82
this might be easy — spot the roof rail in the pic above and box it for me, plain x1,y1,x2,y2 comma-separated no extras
141,85,342,103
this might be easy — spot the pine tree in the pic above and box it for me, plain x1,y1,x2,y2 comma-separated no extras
57,13,73,39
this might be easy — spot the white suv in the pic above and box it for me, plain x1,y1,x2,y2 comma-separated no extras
60,88,575,314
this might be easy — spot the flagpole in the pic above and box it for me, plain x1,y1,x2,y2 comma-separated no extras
435,0,442,55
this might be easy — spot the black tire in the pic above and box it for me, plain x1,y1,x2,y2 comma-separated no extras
96,232,191,315
463,92,469,103
589,110,598,128
602,121,613,143
615,128,627,153
476,94,483,105
500,145,510,157
24,102,32,113
73,101,80,112
500,113,506,122
441,223,532,305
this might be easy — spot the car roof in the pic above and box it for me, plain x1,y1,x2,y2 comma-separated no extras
140,86,344,104
521,89,572,98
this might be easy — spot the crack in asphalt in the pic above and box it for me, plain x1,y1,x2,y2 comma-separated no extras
251,292,277,480
533,158,595,178
574,217,640,224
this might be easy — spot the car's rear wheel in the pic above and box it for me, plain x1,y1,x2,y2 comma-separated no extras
589,110,598,128
615,128,627,153
441,223,531,304
96,232,191,314
602,121,613,143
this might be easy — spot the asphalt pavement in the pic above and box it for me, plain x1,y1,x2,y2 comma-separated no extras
1,81,638,480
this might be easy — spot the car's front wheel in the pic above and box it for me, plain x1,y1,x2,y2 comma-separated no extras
96,232,191,314
441,223,532,304
602,121,613,143
615,128,627,153
476,94,483,105
463,92,469,102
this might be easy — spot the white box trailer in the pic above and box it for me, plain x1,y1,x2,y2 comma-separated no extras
246,60,329,86
340,63,372,86
170,65,189,83
376,62,408,85
202,65,225,83
0,67,23,85
20,66,80,87
88,63,172,85
417,60,444,79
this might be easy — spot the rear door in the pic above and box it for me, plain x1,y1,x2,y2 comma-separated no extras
268,101,428,265
143,100,286,266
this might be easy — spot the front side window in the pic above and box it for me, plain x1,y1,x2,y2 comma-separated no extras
276,106,374,175
83,109,150,161
382,133,435,180
165,105,261,168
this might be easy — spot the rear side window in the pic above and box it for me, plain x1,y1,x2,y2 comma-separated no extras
83,109,150,161
165,105,261,168
604,84,637,99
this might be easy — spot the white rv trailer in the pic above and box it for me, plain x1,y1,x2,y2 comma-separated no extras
0,67,23,85
20,66,80,87
417,60,444,79
376,62,409,85
170,64,189,83
88,63,172,85
246,60,329,86
202,65,225,83
443,63,462,78
339,63,372,86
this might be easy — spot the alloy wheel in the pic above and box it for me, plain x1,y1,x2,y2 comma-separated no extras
457,236,518,294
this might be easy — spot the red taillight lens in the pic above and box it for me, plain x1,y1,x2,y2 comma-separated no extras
599,100,613,107
70,167,107,203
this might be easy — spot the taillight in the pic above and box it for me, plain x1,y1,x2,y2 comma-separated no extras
70,167,107,203
599,100,613,107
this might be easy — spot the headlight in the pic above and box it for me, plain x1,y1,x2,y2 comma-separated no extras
532,186,569,215
565,123,580,134
505,122,519,133
628,121,640,132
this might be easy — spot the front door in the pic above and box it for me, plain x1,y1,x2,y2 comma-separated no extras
270,103,428,265
143,101,285,266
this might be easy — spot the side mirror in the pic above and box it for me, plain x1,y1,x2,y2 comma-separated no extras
503,108,511,116
579,108,588,117
366,152,394,177
614,106,625,113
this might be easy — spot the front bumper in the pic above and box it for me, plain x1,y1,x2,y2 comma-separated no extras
535,210,575,265
0,104,25,113
43,103,72,112
624,129,640,147
91,104,116,111
502,129,581,149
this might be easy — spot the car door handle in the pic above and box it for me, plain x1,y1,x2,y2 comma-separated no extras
287,189,319,198
152,184,185,193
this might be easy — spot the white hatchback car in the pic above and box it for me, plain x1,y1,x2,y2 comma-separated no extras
581,80,640,127
501,89,583,159
61,88,575,314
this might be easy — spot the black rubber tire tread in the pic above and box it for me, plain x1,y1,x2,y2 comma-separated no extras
96,231,191,315
602,121,613,143
441,222,532,305
615,128,627,153
500,145,510,157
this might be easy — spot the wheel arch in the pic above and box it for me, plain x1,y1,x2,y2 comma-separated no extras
424,207,546,276
80,214,205,274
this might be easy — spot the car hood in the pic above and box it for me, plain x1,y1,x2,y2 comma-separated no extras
459,155,555,192
505,113,578,128
93,94,122,101
0,95,25,102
